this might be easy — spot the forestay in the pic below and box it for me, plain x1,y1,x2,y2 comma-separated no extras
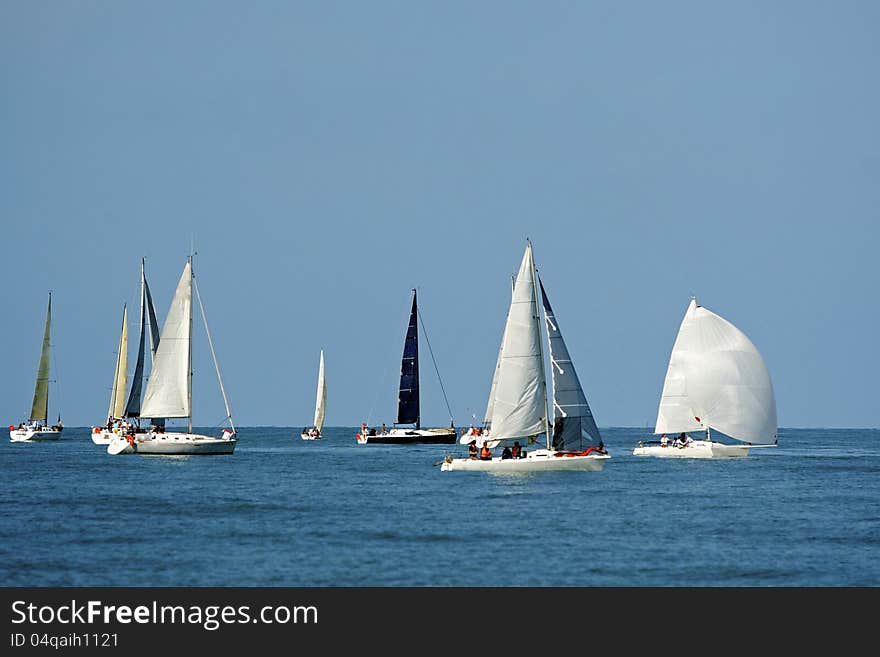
654,298,777,445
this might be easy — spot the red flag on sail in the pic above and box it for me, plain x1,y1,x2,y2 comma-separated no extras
695,416,701,423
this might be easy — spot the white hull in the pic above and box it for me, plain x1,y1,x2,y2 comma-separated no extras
441,448,609,472
300,433,322,440
107,432,237,455
632,439,750,459
9,428,62,442
91,427,142,445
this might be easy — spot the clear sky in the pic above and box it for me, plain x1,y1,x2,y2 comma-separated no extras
1,1,877,429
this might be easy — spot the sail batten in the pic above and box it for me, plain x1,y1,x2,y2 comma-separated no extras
654,299,777,445
314,350,326,431
397,290,420,427
29,293,52,423
486,243,547,444
140,261,192,419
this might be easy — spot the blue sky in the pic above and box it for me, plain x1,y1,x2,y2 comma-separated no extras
1,1,877,428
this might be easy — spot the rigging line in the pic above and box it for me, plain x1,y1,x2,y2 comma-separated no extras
416,303,454,424
193,274,235,434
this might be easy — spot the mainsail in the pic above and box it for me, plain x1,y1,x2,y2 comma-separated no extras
539,277,602,451
124,259,161,418
140,260,192,420
397,289,420,427
29,292,52,423
314,350,326,432
486,241,547,445
108,305,129,420
654,298,777,445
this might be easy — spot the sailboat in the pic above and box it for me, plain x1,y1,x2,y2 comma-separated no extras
9,292,63,442
633,297,777,458
301,350,326,440
107,256,236,455
441,241,609,472
92,259,161,445
356,289,456,445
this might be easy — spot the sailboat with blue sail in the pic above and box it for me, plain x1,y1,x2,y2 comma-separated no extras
92,258,161,444
357,289,456,444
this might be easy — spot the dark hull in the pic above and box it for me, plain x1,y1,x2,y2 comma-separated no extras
361,429,457,445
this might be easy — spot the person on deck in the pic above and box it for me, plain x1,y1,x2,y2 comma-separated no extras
511,441,522,458
660,434,668,448
381,423,387,435
479,441,492,461
468,440,478,459
501,446,512,459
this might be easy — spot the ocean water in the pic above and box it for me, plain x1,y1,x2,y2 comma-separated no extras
1,427,877,586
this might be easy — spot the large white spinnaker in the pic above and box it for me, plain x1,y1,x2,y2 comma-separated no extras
485,241,547,447
654,299,777,445
539,277,601,452
140,261,192,420
314,350,326,432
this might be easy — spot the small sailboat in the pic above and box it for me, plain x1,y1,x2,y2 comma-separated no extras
357,289,456,445
633,297,777,458
9,292,63,442
107,256,236,455
442,241,609,472
301,350,326,440
92,259,161,445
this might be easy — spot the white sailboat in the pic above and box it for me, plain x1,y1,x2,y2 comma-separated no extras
107,256,236,456
301,350,326,440
357,289,457,445
92,259,161,445
441,241,609,473
9,292,63,442
633,297,777,458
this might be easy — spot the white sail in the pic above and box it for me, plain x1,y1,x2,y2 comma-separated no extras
108,305,129,420
140,261,192,419
314,350,326,431
486,242,547,444
654,298,777,445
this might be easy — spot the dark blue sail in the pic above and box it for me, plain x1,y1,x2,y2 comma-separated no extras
397,289,420,427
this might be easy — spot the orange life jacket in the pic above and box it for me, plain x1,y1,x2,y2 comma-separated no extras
480,446,491,459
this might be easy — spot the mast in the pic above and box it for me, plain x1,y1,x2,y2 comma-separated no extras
187,255,193,434
527,240,551,450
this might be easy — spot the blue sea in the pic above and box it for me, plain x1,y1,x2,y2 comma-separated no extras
1,427,877,586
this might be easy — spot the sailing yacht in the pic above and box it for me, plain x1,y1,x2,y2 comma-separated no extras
441,241,609,472
9,292,63,442
92,259,161,445
107,256,236,455
357,289,456,445
633,298,777,458
301,350,326,440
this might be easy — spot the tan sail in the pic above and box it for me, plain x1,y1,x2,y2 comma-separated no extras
107,305,129,420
